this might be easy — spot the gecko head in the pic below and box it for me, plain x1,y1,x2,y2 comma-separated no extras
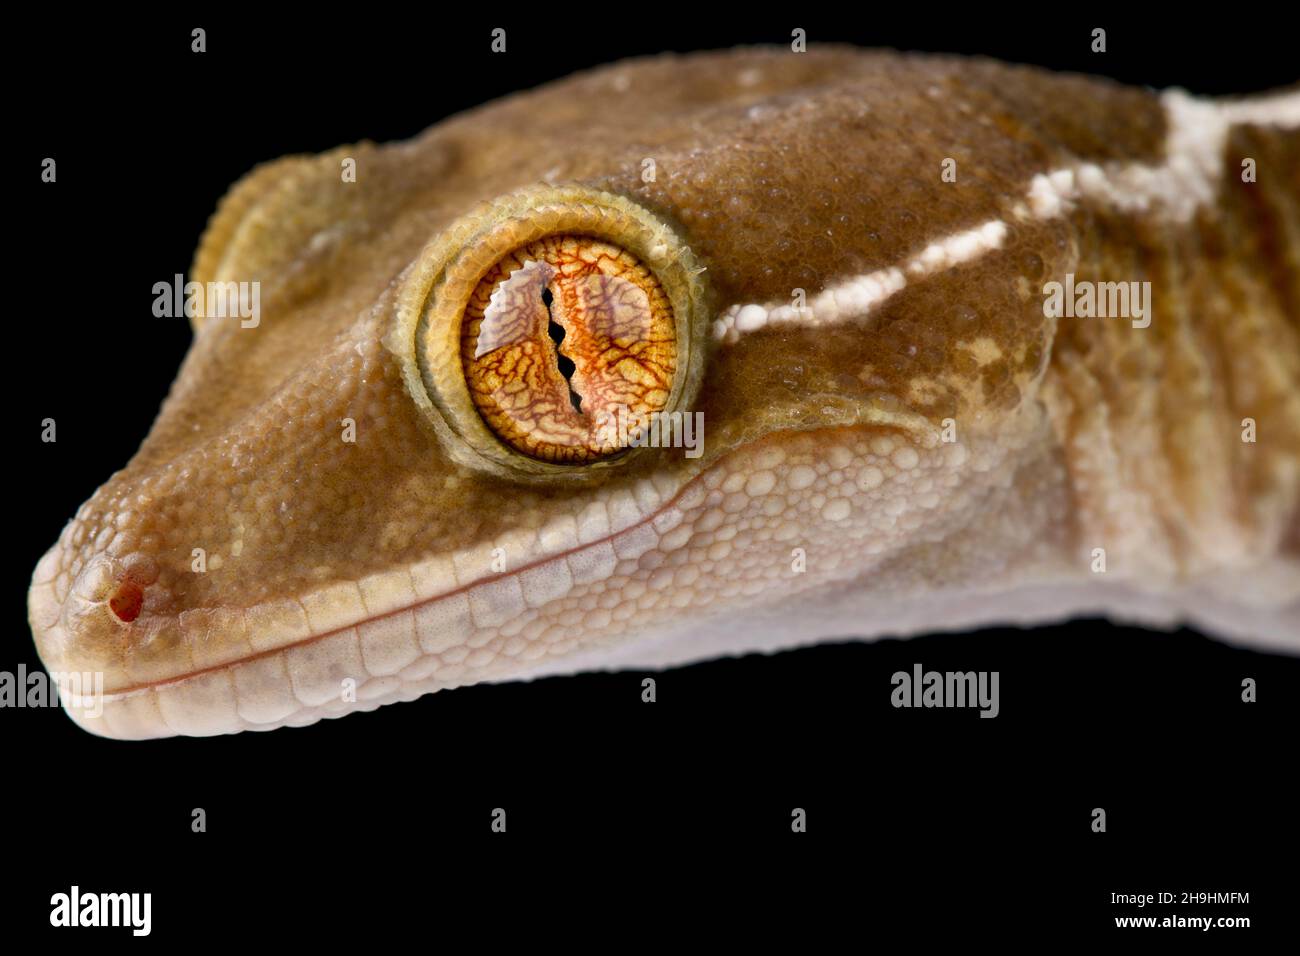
29,47,1069,738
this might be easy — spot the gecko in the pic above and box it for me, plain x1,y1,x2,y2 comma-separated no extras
27,47,1300,739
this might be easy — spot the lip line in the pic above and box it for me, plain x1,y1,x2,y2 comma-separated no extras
93,465,711,700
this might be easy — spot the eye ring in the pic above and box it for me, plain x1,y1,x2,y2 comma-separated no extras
391,184,709,480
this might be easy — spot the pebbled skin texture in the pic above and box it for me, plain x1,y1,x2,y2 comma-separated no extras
27,47,1300,738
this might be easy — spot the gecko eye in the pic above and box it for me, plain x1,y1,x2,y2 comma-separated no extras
462,237,675,463
393,185,708,480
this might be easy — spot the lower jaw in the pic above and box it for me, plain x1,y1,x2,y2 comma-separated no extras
46,421,1012,739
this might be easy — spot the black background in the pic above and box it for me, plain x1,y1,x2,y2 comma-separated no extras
9,9,1298,943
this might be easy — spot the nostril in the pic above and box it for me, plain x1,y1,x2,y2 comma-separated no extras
108,581,144,622
69,552,158,626
47,550,161,678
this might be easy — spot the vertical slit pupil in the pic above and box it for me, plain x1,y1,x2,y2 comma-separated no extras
542,288,583,413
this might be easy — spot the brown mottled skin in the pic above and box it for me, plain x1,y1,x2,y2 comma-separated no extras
28,48,1300,738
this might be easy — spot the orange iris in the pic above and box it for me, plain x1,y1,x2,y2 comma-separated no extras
461,235,677,463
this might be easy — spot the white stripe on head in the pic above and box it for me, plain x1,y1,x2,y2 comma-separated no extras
715,88,1300,344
